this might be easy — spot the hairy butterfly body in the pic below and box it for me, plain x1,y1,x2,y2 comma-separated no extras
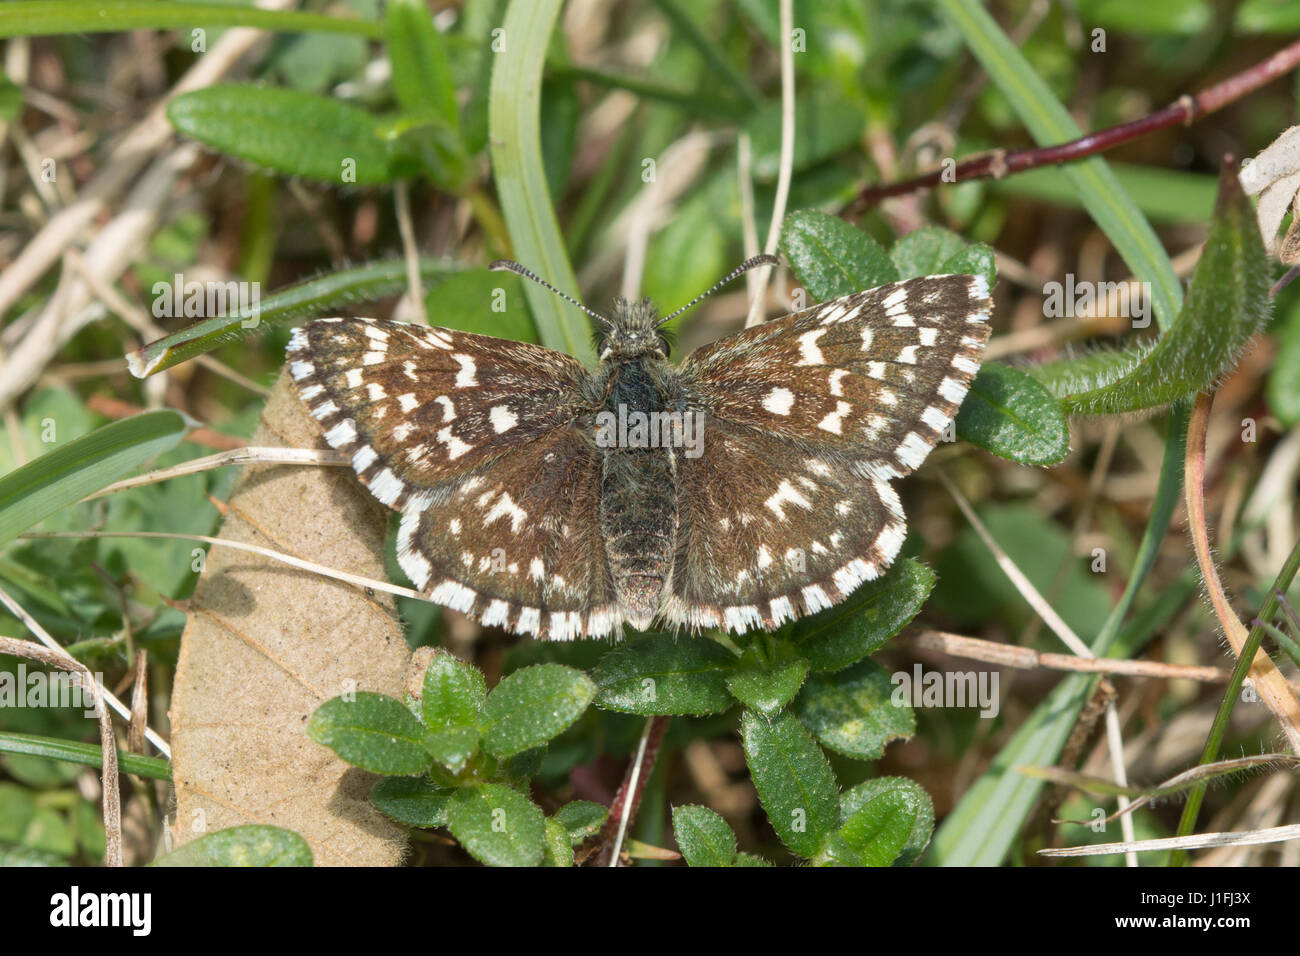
287,261,991,639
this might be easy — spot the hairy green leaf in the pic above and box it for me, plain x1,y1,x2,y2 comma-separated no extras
956,362,1070,465
781,210,899,300
794,659,915,760
152,825,312,866
792,558,935,673
479,664,595,757
672,804,738,867
306,693,432,775
167,86,415,185
741,710,839,858
446,783,545,867
1030,165,1270,416
370,776,454,828
593,635,737,715
421,651,486,731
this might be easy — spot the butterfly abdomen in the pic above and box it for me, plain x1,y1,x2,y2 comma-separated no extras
596,360,679,630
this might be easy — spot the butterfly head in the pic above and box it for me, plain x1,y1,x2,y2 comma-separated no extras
599,296,670,361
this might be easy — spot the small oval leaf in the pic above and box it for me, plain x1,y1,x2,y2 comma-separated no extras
167,85,411,184
593,636,738,715
956,362,1070,466
741,710,839,858
794,659,915,760
479,664,595,757
152,825,312,867
672,804,738,867
306,692,432,775
446,783,545,867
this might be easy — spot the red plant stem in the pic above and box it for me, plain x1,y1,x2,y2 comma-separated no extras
592,715,671,866
844,38,1300,215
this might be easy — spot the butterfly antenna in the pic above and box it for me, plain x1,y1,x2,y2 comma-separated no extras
488,259,611,326
659,254,781,324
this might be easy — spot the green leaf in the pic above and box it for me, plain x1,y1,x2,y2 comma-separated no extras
479,664,595,758
167,86,414,185
0,2,383,39
369,776,453,828
732,851,773,866
0,411,187,549
306,692,433,775
671,804,738,867
423,725,480,774
421,651,486,731
780,210,899,301
889,226,971,280
838,777,934,865
956,362,1070,466
542,817,574,867
794,659,915,760
127,257,458,378
152,825,312,866
446,783,546,867
593,635,738,715
1029,164,1270,416
792,558,935,673
424,270,537,342
553,801,609,845
1268,300,1300,425
488,0,593,362
385,0,458,130
818,788,914,867
741,710,840,858
725,655,809,715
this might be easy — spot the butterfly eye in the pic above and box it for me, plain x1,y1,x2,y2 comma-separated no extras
657,335,671,357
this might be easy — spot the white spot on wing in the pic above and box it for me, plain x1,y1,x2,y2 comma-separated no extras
489,404,518,433
762,387,795,416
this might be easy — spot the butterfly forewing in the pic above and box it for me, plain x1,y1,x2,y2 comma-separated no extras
680,274,991,480
665,273,991,633
287,318,590,511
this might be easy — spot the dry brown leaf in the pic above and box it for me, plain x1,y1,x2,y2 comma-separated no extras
168,372,413,866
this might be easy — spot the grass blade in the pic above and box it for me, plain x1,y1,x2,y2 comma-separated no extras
0,1,382,39
488,0,594,363
0,731,171,781
0,411,188,548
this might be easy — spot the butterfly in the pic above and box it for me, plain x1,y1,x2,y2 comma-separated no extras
287,256,991,640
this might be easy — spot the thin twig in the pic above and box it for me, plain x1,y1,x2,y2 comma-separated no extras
937,470,1093,658
909,629,1295,687
82,446,347,501
394,180,426,323
0,586,123,865
1182,392,1300,753
23,530,424,602
1039,822,1300,858
594,715,671,867
845,38,1300,212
